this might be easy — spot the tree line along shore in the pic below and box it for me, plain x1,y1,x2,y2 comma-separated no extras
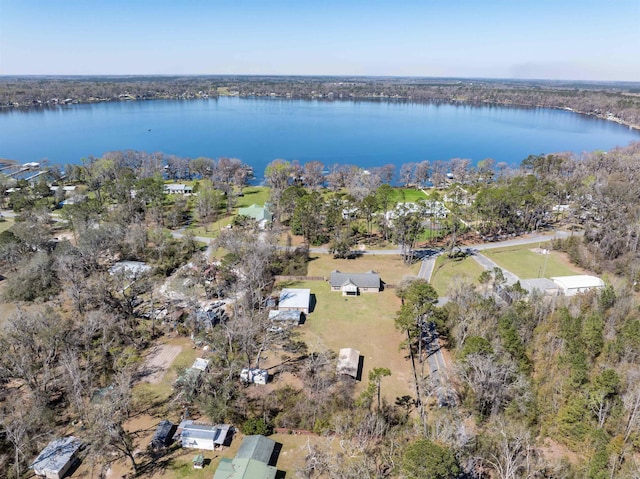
1,144,640,478
2,76,640,131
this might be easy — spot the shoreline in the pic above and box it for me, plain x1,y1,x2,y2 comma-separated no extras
2,95,639,133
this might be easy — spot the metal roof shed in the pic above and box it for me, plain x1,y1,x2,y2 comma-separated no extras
278,288,311,314
337,348,361,378
31,436,82,479
551,275,605,296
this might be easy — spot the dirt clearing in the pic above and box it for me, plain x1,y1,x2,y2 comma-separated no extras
138,344,183,384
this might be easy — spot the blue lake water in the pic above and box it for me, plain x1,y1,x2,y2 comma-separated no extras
1,97,638,178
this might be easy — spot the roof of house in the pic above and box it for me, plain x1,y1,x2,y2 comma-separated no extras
180,421,231,445
268,310,302,322
238,204,273,222
337,348,360,377
551,275,605,290
191,358,210,371
329,270,380,289
165,183,192,191
213,458,277,479
31,436,82,474
278,288,310,310
236,435,276,464
108,260,151,277
520,278,558,293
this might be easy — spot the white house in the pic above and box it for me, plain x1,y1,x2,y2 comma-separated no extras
551,275,605,296
31,436,82,479
278,288,311,314
164,184,193,195
240,368,269,385
179,421,232,450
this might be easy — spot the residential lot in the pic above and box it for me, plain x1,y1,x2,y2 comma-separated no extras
482,243,584,279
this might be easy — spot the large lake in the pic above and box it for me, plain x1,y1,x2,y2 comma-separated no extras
1,98,639,177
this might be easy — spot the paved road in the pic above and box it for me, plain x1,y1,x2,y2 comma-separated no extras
471,253,520,285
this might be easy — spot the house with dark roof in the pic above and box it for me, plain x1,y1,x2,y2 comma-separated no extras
329,270,381,295
151,420,177,450
31,436,82,479
213,435,278,479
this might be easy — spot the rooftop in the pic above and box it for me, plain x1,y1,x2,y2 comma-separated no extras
278,288,310,310
31,436,82,475
236,435,277,464
329,270,380,289
551,275,605,289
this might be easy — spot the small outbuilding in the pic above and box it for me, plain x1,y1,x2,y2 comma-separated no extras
337,348,361,379
329,270,381,295
240,368,269,385
151,420,177,450
179,421,232,450
551,275,605,296
268,309,303,326
31,436,82,479
278,288,311,314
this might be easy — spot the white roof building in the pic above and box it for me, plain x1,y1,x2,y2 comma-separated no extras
278,288,311,314
31,436,82,479
337,348,361,379
551,275,605,296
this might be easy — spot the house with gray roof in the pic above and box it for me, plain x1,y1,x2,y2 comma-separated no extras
31,436,82,479
213,435,278,479
329,270,381,295
179,421,232,450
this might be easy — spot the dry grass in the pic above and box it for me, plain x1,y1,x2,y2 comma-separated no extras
289,279,413,402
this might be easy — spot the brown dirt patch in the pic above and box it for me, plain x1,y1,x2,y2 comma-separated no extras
138,344,183,384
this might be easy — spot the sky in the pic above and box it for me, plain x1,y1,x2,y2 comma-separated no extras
1,0,639,81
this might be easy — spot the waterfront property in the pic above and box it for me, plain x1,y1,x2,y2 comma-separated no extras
164,183,193,195
237,203,273,229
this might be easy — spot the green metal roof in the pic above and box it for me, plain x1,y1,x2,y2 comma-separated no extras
235,435,276,464
237,204,273,222
212,458,277,479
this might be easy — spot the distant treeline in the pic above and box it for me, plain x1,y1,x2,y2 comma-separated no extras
2,75,640,128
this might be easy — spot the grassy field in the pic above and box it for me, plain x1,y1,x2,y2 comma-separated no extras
430,255,485,296
306,253,417,286
0,218,13,233
235,186,270,208
389,188,428,203
483,243,583,279
288,279,412,402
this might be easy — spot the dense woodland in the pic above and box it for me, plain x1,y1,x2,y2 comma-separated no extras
1,143,640,478
1,76,640,129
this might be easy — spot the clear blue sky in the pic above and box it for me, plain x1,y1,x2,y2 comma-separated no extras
1,0,638,81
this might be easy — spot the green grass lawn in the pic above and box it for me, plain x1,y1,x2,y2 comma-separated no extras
430,255,485,296
0,218,14,233
286,279,412,402
389,188,428,203
187,216,234,238
483,243,582,279
235,186,270,208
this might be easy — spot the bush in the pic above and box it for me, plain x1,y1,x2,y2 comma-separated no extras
242,417,273,436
